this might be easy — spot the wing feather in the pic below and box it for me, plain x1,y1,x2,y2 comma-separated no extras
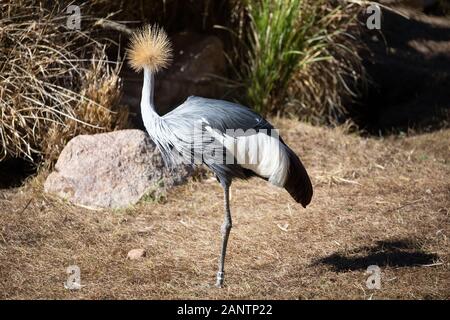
163,97,313,206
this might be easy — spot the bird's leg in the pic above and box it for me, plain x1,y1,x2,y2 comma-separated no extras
216,183,232,288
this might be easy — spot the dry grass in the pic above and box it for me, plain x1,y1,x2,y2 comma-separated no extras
0,0,366,165
42,58,129,166
285,1,366,123
0,1,128,164
0,121,448,299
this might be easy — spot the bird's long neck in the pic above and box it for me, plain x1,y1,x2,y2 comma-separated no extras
141,67,160,131
140,67,174,167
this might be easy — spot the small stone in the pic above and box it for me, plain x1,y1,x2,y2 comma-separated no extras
127,249,146,260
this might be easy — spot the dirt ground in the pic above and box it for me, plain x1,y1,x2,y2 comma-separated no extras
0,119,448,299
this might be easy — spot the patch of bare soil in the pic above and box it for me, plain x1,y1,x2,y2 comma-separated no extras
0,120,448,299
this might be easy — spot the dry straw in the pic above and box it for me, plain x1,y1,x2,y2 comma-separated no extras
0,1,128,164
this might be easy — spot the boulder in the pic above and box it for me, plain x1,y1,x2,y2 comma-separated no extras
44,130,192,209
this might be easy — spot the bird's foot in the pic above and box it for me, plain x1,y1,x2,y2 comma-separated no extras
215,271,224,288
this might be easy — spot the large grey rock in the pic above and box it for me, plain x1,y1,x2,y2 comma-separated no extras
44,130,192,209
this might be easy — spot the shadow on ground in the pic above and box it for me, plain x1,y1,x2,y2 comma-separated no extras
314,239,439,272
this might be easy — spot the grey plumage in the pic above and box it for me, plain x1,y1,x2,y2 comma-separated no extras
158,95,312,207
162,97,273,180
129,27,312,287
143,83,312,288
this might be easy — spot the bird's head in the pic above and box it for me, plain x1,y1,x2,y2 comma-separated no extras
127,24,173,73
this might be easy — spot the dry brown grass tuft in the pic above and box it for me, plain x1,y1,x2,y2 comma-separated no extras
0,121,448,299
285,1,366,123
43,58,129,166
0,1,128,164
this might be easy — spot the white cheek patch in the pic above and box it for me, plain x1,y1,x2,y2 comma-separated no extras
205,126,289,187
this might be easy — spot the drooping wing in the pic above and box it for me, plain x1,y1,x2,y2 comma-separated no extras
162,97,274,181
163,97,313,206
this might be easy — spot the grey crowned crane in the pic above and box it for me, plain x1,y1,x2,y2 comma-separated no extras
128,25,313,287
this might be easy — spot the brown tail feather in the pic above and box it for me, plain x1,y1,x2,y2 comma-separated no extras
284,147,313,208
